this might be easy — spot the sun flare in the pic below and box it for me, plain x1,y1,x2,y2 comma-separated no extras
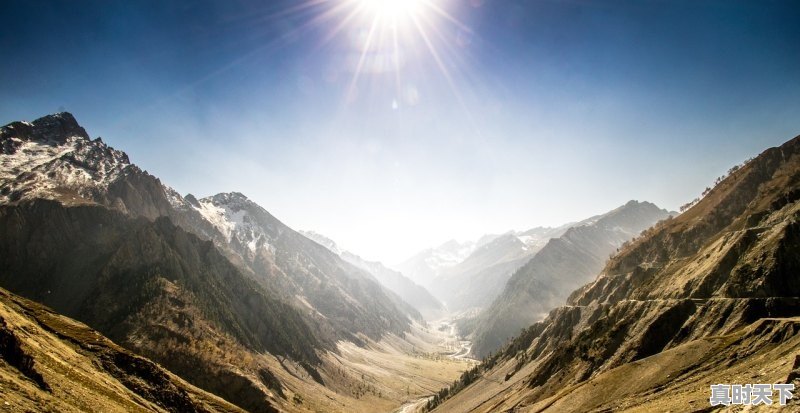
358,0,425,19
290,0,472,106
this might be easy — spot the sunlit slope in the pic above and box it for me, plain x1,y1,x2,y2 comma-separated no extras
431,134,800,412
436,315,800,412
0,287,246,413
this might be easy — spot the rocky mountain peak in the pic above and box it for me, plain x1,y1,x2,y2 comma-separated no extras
438,239,468,252
184,193,201,207
592,199,670,232
31,112,90,142
0,113,134,206
203,191,252,208
1,112,90,148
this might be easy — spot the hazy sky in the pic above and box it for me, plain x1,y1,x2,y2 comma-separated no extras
2,0,800,264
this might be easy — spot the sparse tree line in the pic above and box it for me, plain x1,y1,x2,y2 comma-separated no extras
423,363,483,411
679,157,754,213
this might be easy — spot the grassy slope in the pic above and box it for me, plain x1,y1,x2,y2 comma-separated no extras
0,287,245,413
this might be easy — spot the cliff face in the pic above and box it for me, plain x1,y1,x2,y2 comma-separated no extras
430,135,800,412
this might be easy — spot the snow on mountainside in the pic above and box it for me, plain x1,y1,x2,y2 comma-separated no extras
426,226,573,313
170,190,417,339
425,240,477,271
0,113,130,205
193,192,277,255
515,226,573,251
394,239,479,288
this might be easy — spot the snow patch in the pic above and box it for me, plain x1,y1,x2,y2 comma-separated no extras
0,135,130,204
195,200,236,241
192,197,273,255
163,186,186,210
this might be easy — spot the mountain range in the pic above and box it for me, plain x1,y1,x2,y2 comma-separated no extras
3,112,799,413
396,202,670,329
468,200,672,358
0,113,433,412
397,228,575,313
427,134,800,412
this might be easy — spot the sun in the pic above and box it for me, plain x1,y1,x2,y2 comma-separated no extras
358,0,425,20
290,0,470,106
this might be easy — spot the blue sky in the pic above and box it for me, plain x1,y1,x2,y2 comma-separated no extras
2,0,800,263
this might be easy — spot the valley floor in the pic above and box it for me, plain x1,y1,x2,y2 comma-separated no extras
257,318,477,413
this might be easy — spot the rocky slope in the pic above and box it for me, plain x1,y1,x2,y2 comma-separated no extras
0,286,246,413
429,134,800,412
174,192,413,342
0,200,324,412
469,200,671,358
301,231,445,320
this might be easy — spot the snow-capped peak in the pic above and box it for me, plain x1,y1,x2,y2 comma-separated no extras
181,191,273,256
0,113,131,205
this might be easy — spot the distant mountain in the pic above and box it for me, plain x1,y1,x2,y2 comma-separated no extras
395,239,480,288
426,226,572,313
0,286,246,413
171,192,414,342
469,200,671,358
429,134,800,412
301,231,446,320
